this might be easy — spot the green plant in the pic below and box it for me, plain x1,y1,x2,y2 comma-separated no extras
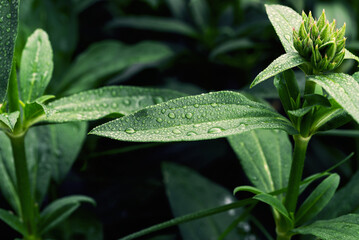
89,4,359,240
0,1,185,239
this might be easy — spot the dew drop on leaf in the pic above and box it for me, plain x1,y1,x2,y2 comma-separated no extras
185,112,193,119
208,127,223,134
187,131,197,136
172,129,181,134
156,117,163,123
125,128,136,134
168,113,175,119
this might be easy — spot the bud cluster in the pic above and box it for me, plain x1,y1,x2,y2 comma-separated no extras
293,10,346,73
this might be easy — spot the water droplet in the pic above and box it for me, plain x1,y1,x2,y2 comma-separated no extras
0,17,3,23
185,113,193,119
111,90,117,97
80,96,85,101
187,131,197,136
111,103,118,108
239,124,247,130
156,117,163,123
6,13,11,19
194,104,199,108
123,99,131,105
102,103,108,108
172,129,181,134
194,124,201,128
161,109,166,114
125,128,136,134
211,103,217,107
208,127,223,134
168,113,175,119
154,96,164,104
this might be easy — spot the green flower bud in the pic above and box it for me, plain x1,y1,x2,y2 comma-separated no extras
293,9,346,73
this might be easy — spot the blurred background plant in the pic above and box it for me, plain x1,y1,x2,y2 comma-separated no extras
2,0,359,239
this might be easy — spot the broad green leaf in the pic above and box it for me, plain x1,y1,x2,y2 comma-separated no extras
316,171,359,220
288,107,313,118
108,17,198,38
165,0,186,20
251,52,305,88
292,214,359,240
308,73,359,124
0,208,25,235
57,41,174,95
20,29,53,102
0,111,19,131
265,4,301,53
189,0,210,30
90,91,296,142
295,174,340,226
209,39,255,60
26,122,87,203
253,193,292,223
228,129,292,195
0,0,18,102
23,99,54,128
163,162,242,240
45,86,186,123
0,132,20,214
344,49,359,63
39,195,95,235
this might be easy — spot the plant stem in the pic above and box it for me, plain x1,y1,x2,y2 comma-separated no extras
9,134,38,238
284,135,311,215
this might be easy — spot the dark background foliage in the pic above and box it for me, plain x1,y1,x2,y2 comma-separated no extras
2,0,359,239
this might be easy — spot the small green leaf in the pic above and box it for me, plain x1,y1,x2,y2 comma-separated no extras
0,111,19,131
292,214,359,240
265,4,302,53
344,49,359,63
189,0,210,31
39,195,95,235
108,17,198,38
295,174,340,226
0,208,25,235
251,52,305,88
288,106,313,118
20,29,53,102
228,129,292,195
163,162,244,239
45,86,186,123
90,91,296,142
316,170,359,220
57,41,174,95
233,186,264,196
253,193,292,223
0,0,19,102
308,73,359,124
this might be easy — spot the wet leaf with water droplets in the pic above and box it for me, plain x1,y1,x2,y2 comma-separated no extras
228,129,292,198
251,52,305,88
44,86,186,123
265,4,302,53
292,214,359,240
90,91,296,142
0,0,18,102
344,49,359,64
308,73,359,124
0,111,19,131
20,29,53,102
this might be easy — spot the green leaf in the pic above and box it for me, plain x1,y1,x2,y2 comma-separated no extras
295,174,340,226
0,0,18,102
0,111,19,131
20,29,53,102
233,186,264,196
0,132,20,214
303,94,332,108
344,49,359,63
265,4,301,53
307,73,359,124
228,129,292,195
108,17,198,38
23,100,54,128
316,171,359,220
39,195,95,235
189,0,210,30
0,208,25,235
57,41,174,95
292,214,359,240
163,162,243,240
253,193,292,223
288,106,313,118
165,0,186,20
26,122,87,203
90,91,296,142
45,86,186,123
251,52,305,88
